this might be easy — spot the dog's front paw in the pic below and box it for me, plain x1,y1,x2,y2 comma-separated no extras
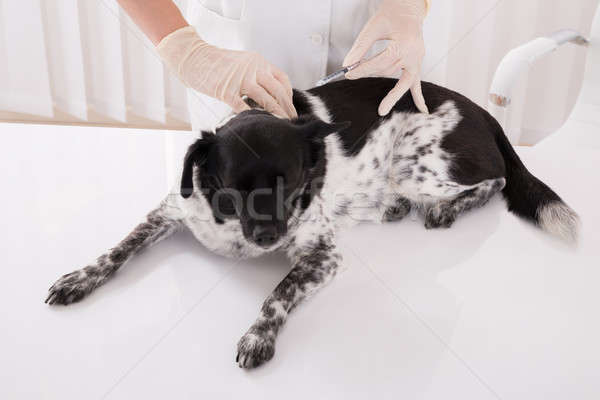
236,332,275,369
425,204,456,229
45,268,99,305
383,197,412,222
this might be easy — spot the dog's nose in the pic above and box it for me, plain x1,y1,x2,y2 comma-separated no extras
252,225,279,248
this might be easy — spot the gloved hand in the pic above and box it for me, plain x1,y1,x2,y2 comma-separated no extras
157,26,297,119
344,0,429,116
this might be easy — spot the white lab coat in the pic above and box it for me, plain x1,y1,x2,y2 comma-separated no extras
186,0,384,131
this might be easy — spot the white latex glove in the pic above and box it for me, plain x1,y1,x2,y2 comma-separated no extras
344,0,429,116
157,26,297,119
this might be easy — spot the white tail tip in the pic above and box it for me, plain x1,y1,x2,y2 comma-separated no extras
538,201,580,244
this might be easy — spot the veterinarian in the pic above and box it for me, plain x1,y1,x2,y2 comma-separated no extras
118,0,430,130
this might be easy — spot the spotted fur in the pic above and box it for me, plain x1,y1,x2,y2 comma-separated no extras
47,78,578,369
46,202,181,305
238,198,340,367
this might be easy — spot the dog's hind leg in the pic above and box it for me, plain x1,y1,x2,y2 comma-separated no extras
425,178,505,229
45,201,182,305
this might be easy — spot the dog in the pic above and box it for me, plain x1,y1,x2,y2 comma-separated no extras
46,78,579,368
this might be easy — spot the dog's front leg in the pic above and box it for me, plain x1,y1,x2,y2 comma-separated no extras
237,231,341,368
45,200,181,305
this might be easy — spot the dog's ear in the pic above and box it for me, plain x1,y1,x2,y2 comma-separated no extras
180,133,216,199
297,118,352,140
295,119,351,168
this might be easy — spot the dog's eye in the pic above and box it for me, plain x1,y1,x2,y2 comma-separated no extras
280,176,295,189
283,172,302,188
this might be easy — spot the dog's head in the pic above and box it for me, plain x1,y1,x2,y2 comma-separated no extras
180,110,350,248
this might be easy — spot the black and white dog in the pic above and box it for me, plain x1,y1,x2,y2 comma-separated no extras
46,78,579,368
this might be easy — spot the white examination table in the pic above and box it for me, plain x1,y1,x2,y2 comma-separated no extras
0,114,598,400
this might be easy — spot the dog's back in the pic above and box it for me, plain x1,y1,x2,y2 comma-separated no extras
294,78,578,239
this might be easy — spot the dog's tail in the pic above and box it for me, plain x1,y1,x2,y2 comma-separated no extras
486,114,580,243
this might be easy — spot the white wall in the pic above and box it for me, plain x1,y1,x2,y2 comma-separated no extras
0,0,597,143
423,0,597,144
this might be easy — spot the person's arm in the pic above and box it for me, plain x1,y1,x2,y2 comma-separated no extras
117,0,188,45
344,0,430,116
117,0,297,119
